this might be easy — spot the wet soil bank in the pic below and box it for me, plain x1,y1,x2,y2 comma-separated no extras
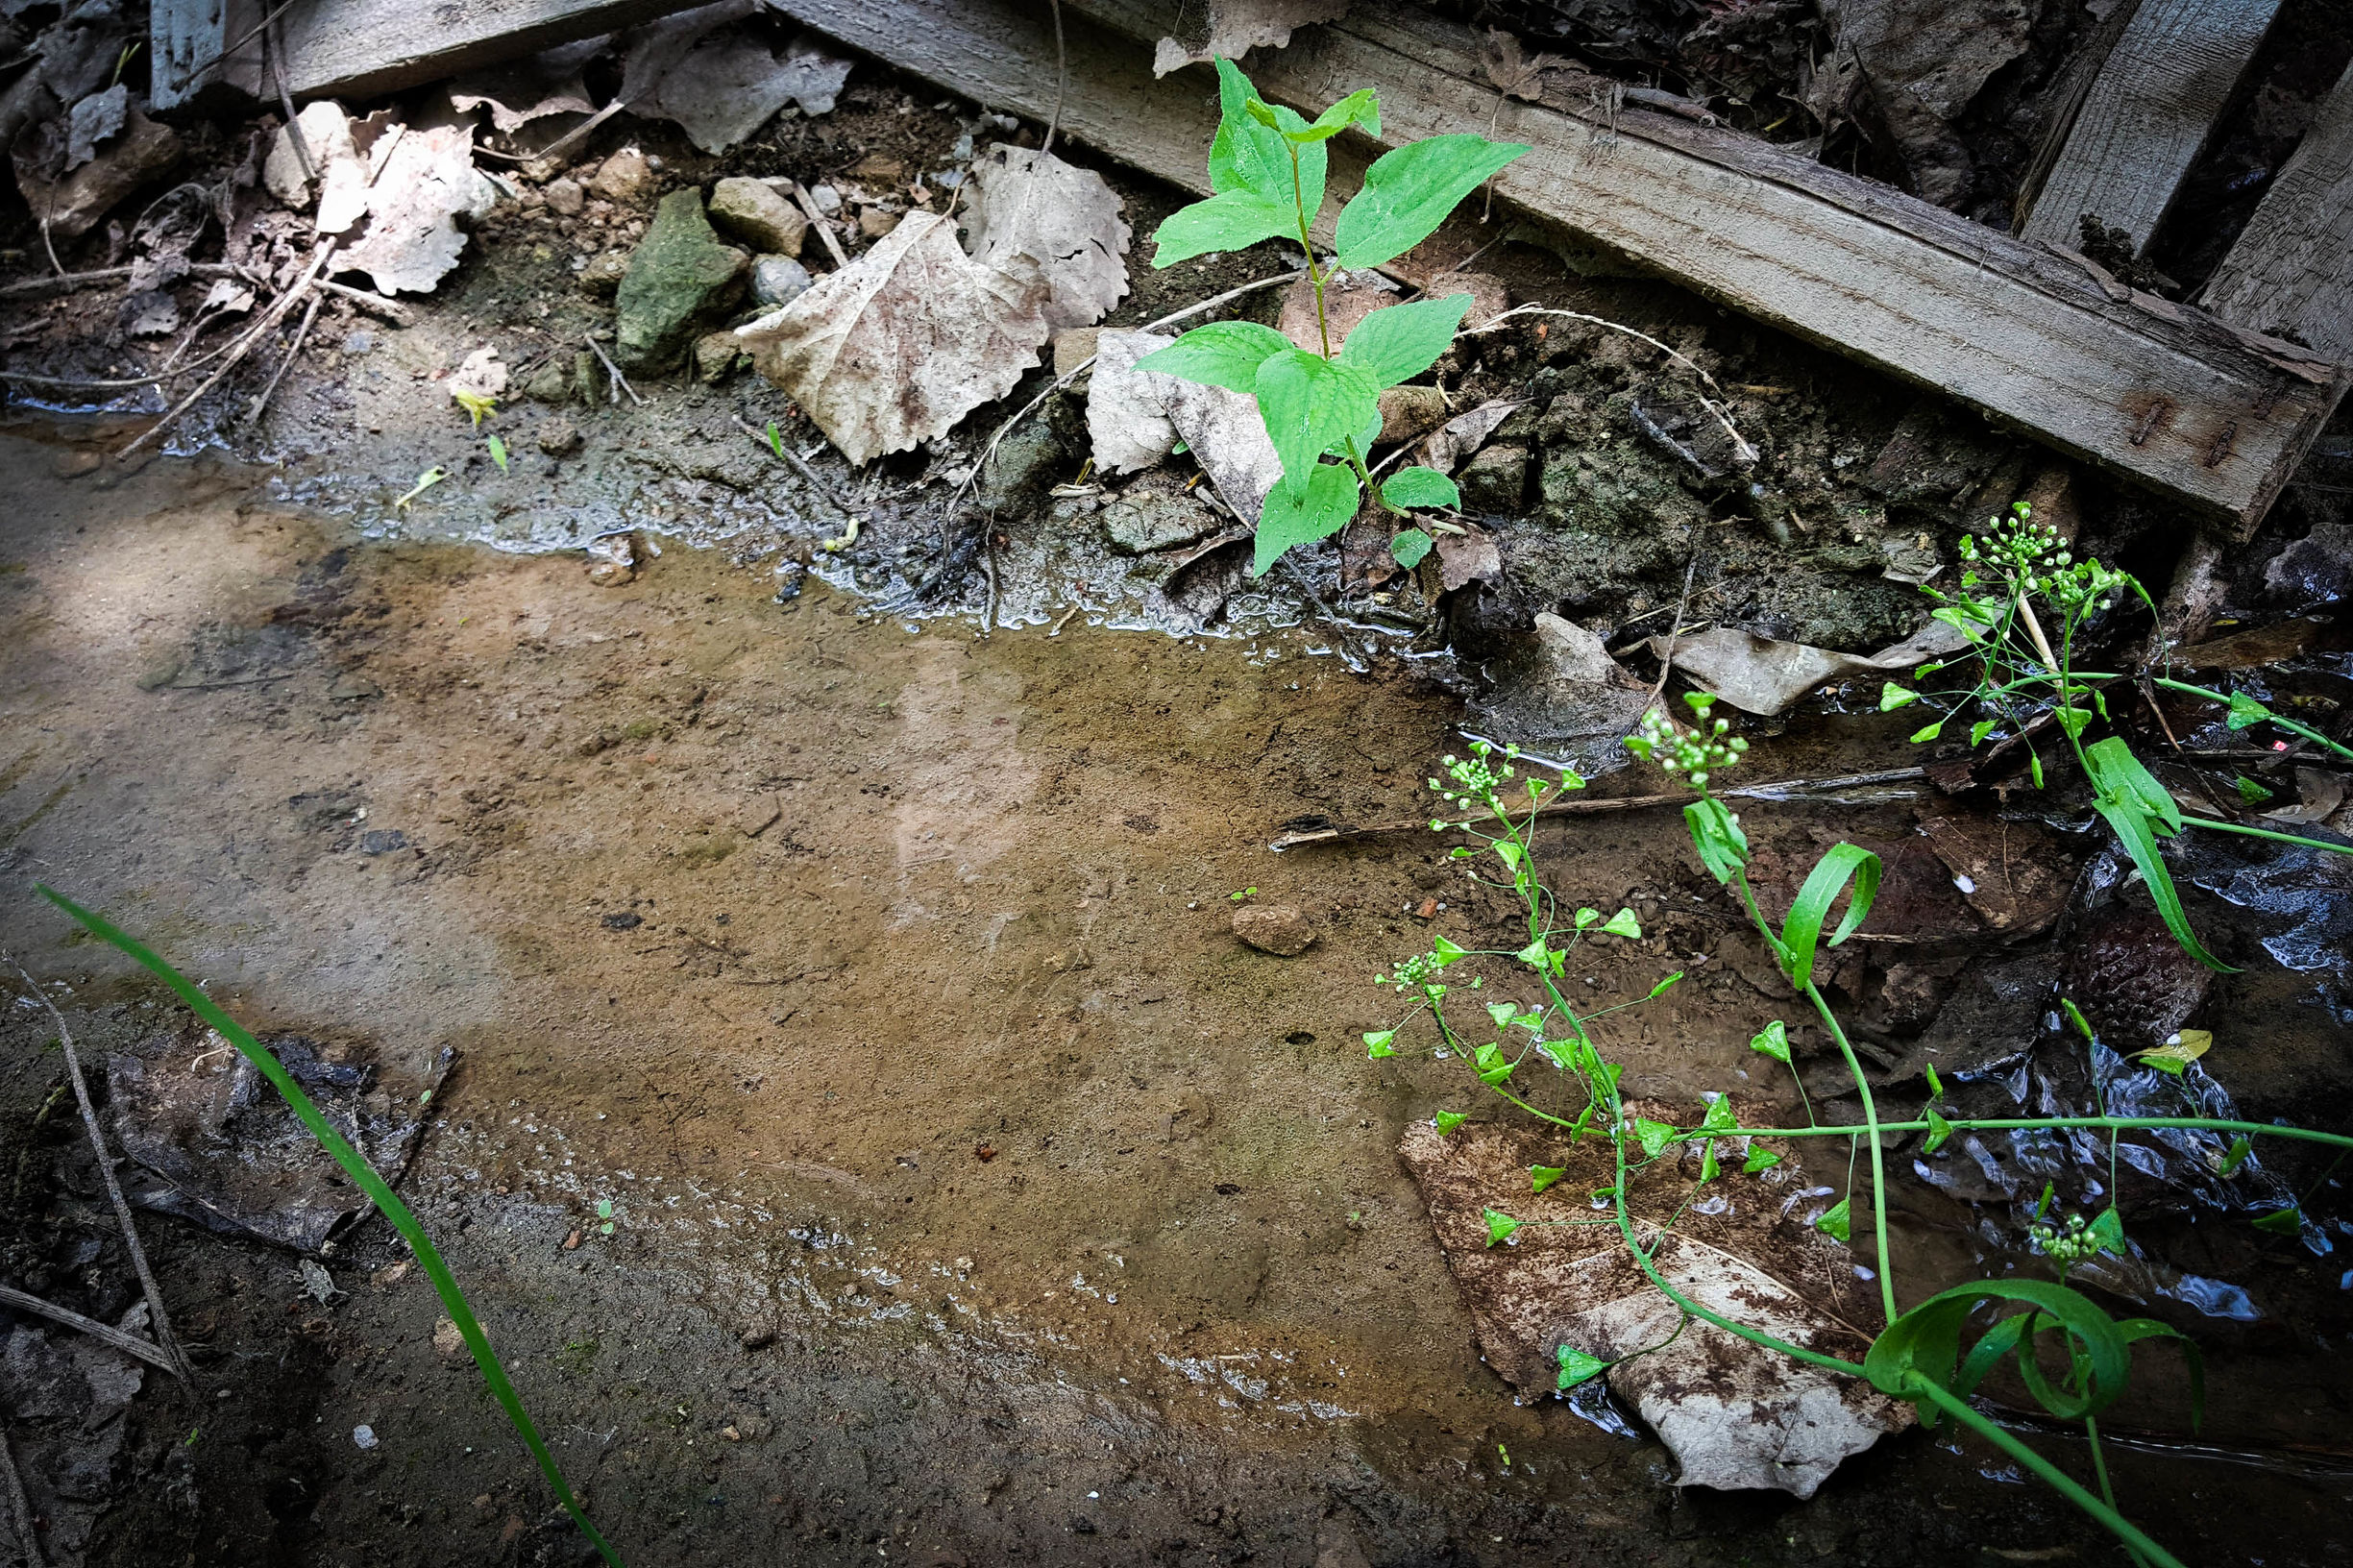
3,430,2350,1567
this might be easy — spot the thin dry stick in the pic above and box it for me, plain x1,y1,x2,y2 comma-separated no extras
243,292,322,425
1647,551,1703,707
8,964,185,1379
116,242,334,457
495,95,630,170
581,332,644,406
729,414,865,538
1464,305,1759,466
263,18,313,186
0,1424,40,1568
3,314,281,390
789,182,851,269
1041,0,1067,156
0,260,261,301
0,1286,184,1376
315,279,412,324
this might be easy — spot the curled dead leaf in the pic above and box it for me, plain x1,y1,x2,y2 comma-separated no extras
962,144,1131,331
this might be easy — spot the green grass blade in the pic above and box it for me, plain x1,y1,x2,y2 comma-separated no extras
34,884,625,1568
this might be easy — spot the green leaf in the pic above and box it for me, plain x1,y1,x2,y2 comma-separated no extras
2060,997,2096,1041
1632,1118,1677,1159
1287,86,1380,142
1867,1279,2134,1427
2082,737,2230,971
1880,682,1920,711
1743,1147,1781,1173
1252,460,1361,575
1969,719,1998,747
1242,97,1284,130
1556,1343,1609,1391
1472,1041,1513,1085
1924,1063,1944,1099
2084,734,2183,833
2235,775,2275,804
1256,348,1380,499
1682,797,1751,884
1362,1029,1396,1059
1646,970,1683,998
1924,1104,1953,1153
1483,1207,1522,1246
1434,1111,1468,1136
1390,527,1433,568
2138,1028,2211,1075
1815,1197,1851,1243
1484,1000,1519,1030
487,433,509,475
1699,1096,1738,1135
1749,1020,1791,1065
2225,691,2273,732
1699,1139,1721,1182
1778,843,1880,990
1531,1164,1567,1193
2087,1207,2125,1257
2217,1135,2251,1176
1334,135,1530,270
1151,189,1298,267
1339,294,1472,388
2054,705,2091,740
1574,907,1600,929
35,885,624,1565
1207,60,1326,214
1431,935,1468,967
2252,1206,2302,1236
1602,908,1641,939
1908,721,1944,744
1382,466,1461,511
1134,320,1292,392
1512,939,1550,969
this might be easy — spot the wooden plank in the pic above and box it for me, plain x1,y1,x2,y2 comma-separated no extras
2199,60,2353,362
2016,0,2281,256
276,0,701,103
150,0,268,112
772,0,2341,534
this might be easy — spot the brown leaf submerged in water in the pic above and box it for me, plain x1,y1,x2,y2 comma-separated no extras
737,209,1051,466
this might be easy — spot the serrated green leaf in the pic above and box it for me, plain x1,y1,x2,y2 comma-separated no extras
1362,1029,1396,1059
1434,1111,1468,1136
1252,460,1360,575
1134,320,1293,392
1255,348,1380,500
1152,189,1297,266
1207,60,1326,213
1334,135,1530,269
1383,466,1461,511
1815,1197,1851,1243
1339,294,1471,388
1556,1343,1609,1391
1389,527,1433,568
1531,1164,1566,1193
1749,1019,1791,1065
1602,908,1641,938
1483,1207,1521,1245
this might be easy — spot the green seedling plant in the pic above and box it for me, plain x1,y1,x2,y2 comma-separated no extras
487,433,510,475
1881,502,2353,969
1365,725,2353,1567
453,388,499,428
1136,61,1529,575
34,885,626,1568
392,466,446,512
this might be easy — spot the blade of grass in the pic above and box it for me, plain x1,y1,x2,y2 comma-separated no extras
33,883,625,1568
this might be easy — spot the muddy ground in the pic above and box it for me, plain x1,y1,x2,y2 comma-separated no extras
4,20,2353,1568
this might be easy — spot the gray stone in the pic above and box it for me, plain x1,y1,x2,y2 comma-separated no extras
1456,444,1530,513
1103,491,1218,555
693,331,743,383
750,254,813,306
543,177,585,216
613,189,749,375
589,148,655,207
522,359,572,403
978,419,1069,512
578,250,630,298
1233,904,1315,956
708,177,806,255
1377,384,1447,446
536,418,583,456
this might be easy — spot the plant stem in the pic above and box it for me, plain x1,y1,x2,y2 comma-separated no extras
2153,678,2353,761
1722,1116,2353,1152
2182,816,2353,856
1802,978,1899,1325
1286,142,1333,360
1904,1379,2185,1568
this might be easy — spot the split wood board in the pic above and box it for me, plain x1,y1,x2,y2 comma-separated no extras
150,0,268,112
276,0,699,102
2199,59,2353,363
774,0,2343,534
2016,0,2282,256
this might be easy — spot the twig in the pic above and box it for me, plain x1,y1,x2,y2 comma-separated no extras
1647,551,1703,707
0,1285,184,1376
0,261,260,301
315,279,412,324
264,18,313,187
980,531,998,637
2,317,278,390
729,415,864,543
6,962,185,1378
1465,305,1759,466
116,242,334,457
243,293,321,425
504,96,630,172
1268,767,1926,850
581,333,643,406
789,182,851,269
1048,603,1082,636
0,1425,40,1568
1042,0,1067,156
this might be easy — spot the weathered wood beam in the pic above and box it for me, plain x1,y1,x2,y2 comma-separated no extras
276,0,700,102
774,0,2341,535
150,0,268,112
2199,59,2353,363
2015,0,2282,256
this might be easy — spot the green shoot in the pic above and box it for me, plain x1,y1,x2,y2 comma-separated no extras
1229,886,1257,902
34,885,625,1567
765,420,785,459
487,433,510,475
393,468,447,511
453,388,499,428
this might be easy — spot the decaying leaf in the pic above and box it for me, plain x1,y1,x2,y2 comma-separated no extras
263,100,356,210
1159,375,1285,526
621,2,851,154
1434,526,1501,592
1400,1116,1909,1498
1482,28,1565,103
1151,0,1354,75
63,81,126,171
1423,396,1520,473
1470,611,1658,776
962,144,1131,331
448,346,506,408
448,38,602,134
1086,328,1180,475
335,123,498,296
1654,620,1970,717
738,210,1050,465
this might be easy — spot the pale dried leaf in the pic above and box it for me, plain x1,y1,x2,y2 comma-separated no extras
737,210,1051,466
650,29,852,153
1481,28,1564,103
448,346,507,404
1434,527,1501,591
448,38,602,134
1161,377,1284,525
64,82,125,171
336,124,496,296
1086,329,1179,476
1150,0,1353,75
1654,620,1971,716
263,100,357,213
963,144,1130,331
1423,397,1519,473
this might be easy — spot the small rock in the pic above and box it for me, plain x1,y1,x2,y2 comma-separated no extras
328,673,381,700
1052,326,1100,380
586,533,636,586
342,330,375,355
737,796,783,837
359,829,407,854
1103,491,1219,554
601,911,643,930
352,1425,379,1451
749,254,813,306
857,207,899,239
1457,443,1531,513
613,188,749,374
536,417,582,456
578,249,631,298
543,177,585,216
51,448,102,478
849,153,904,182
1234,903,1316,956
808,183,842,214
432,1317,465,1357
572,351,602,402
589,147,656,206
370,1262,410,1287
707,177,807,255
693,331,743,383
20,111,184,242
522,360,572,403
977,419,1068,511
1377,384,1448,446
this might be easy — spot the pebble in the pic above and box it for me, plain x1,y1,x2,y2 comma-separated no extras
750,254,812,307
1233,904,1316,956
808,183,842,214
543,177,584,216
536,417,583,456
588,147,655,207
353,1425,378,1450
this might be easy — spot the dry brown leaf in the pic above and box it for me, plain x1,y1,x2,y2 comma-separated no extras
962,144,1130,331
1150,0,1353,75
1654,620,1971,717
1085,328,1180,476
619,2,850,154
336,123,497,296
737,210,1050,466
1423,397,1520,473
448,38,602,135
1481,28,1565,103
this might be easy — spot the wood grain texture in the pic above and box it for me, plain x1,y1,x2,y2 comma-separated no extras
2200,60,2353,362
150,0,267,111
278,0,699,101
2016,0,2281,255
772,0,2336,531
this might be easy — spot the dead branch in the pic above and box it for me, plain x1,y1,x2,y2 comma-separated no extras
790,182,852,269
0,1285,185,1376
581,332,644,406
244,293,323,425
116,242,335,457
